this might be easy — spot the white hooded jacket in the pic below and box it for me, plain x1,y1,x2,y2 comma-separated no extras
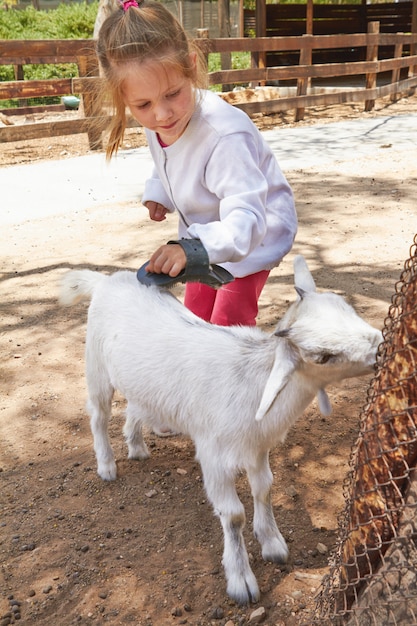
141,89,297,278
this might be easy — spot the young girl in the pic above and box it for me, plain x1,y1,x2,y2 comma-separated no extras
96,0,297,327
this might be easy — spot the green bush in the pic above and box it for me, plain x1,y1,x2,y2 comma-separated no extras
208,51,251,91
0,2,98,39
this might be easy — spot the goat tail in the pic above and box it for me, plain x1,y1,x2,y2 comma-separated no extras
59,269,106,307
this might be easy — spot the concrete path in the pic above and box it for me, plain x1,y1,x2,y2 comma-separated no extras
1,113,416,226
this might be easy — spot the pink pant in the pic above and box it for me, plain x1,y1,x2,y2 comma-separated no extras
184,270,270,326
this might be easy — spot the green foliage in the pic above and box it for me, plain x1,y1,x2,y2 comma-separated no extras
208,51,251,92
51,2,99,39
231,51,251,71
0,2,98,39
0,2,98,106
208,51,250,73
0,65,14,82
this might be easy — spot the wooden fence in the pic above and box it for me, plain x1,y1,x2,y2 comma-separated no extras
244,2,413,38
1,24,417,148
243,1,415,64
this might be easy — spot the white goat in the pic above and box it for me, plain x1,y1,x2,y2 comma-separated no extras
60,256,382,605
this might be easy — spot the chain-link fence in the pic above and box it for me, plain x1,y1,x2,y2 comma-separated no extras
312,233,417,625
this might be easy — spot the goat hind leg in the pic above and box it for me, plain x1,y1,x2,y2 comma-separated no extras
87,385,117,481
247,451,289,563
123,402,150,461
198,451,260,605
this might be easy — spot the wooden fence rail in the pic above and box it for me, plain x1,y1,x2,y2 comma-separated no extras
1,26,417,148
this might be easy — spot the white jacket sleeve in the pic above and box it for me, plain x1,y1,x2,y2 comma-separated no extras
187,133,281,265
141,166,176,212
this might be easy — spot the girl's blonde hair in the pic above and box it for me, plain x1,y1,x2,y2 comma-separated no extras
96,0,208,158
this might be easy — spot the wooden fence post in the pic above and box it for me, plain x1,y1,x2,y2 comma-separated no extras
306,0,313,35
390,38,403,102
77,53,103,150
251,0,267,89
295,34,312,122
218,0,232,91
196,28,209,40
365,21,380,112
411,0,417,76
13,64,28,107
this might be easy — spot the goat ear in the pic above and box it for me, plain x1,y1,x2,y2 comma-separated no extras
295,286,307,300
317,388,332,416
274,328,289,338
255,356,295,421
293,255,316,293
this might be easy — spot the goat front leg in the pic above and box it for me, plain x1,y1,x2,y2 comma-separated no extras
247,451,289,564
197,449,260,605
123,402,150,461
221,511,260,605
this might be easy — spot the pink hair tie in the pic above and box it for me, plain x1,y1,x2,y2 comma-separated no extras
122,0,139,11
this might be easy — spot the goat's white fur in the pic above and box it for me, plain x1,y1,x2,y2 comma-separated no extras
60,256,382,605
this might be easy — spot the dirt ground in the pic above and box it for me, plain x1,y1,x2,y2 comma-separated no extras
1,94,416,626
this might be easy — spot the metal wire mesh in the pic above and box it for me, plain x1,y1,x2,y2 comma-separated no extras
312,233,417,626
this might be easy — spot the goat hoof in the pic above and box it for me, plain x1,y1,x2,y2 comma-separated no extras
265,552,288,565
227,575,260,606
97,462,117,481
261,538,289,564
127,445,150,460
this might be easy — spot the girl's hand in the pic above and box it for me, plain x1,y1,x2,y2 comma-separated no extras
147,244,187,277
145,201,168,222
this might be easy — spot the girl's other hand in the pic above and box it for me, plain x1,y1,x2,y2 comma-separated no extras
147,244,187,277
145,201,168,222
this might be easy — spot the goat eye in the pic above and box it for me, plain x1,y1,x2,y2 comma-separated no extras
317,353,334,364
